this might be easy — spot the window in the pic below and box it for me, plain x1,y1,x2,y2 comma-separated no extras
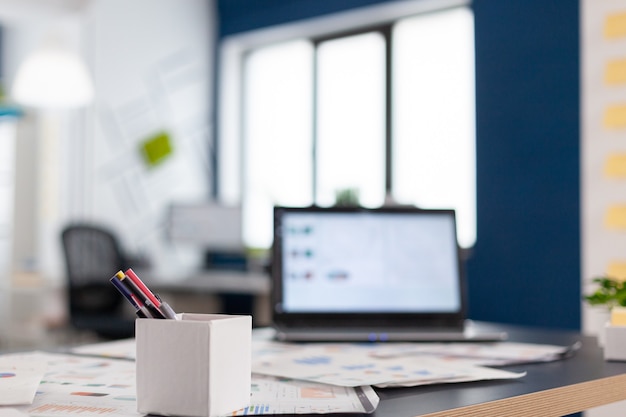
242,41,314,247
316,32,386,208
392,8,475,248
219,1,475,249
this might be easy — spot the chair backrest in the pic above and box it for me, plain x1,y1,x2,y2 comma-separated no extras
61,224,127,316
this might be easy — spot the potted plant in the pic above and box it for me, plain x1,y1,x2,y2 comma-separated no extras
334,188,360,207
584,276,626,310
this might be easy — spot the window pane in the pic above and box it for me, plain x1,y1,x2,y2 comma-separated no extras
316,32,386,208
392,8,476,247
243,40,314,248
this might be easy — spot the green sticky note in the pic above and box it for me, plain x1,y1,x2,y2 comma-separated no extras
140,131,173,167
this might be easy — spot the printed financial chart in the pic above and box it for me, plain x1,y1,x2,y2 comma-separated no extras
4,352,138,417
1,350,378,417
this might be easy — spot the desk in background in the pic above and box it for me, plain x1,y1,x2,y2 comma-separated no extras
151,270,270,295
148,270,271,326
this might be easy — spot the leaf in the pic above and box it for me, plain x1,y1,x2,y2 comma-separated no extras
583,276,626,309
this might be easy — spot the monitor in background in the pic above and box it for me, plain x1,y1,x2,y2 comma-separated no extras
271,206,507,342
166,202,253,316
279,208,461,314
166,202,243,251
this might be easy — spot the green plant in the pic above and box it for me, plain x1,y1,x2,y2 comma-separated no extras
584,276,626,310
334,188,360,207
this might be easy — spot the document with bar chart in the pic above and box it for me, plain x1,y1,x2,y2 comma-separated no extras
1,352,138,417
233,374,378,415
0,351,378,416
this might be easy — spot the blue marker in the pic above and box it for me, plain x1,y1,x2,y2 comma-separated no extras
109,275,150,318
110,275,138,308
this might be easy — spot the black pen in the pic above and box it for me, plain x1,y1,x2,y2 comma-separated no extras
110,275,151,318
115,272,167,319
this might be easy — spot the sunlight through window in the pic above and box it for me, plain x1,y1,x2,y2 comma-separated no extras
235,5,475,249
392,8,476,247
243,40,314,248
316,32,386,208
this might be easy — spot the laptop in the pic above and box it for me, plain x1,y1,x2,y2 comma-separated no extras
270,205,507,342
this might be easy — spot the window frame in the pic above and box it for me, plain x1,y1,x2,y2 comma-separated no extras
310,24,393,200
217,0,471,204
216,0,474,248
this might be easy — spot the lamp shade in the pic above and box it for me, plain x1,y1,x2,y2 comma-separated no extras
11,44,94,109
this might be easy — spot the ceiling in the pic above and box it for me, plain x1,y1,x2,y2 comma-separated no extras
0,0,88,24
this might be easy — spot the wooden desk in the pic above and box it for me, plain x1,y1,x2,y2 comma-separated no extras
374,322,626,417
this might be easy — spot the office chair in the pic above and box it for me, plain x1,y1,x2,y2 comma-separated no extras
61,223,136,340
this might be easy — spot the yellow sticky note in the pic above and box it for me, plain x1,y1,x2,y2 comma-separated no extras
604,105,626,129
605,205,626,229
140,130,173,167
605,12,626,39
607,262,626,282
611,307,626,326
605,154,626,178
605,59,626,85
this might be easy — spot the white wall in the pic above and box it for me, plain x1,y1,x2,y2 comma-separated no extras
2,0,216,284
80,0,215,278
581,1,626,416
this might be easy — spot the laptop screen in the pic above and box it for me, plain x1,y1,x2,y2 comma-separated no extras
272,206,466,328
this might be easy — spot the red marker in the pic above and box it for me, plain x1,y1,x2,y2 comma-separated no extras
125,268,161,308
115,272,166,319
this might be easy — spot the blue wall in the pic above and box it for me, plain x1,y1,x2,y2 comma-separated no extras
217,0,581,330
218,0,389,37
468,0,580,329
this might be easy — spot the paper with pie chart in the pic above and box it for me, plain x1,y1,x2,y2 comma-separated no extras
252,341,525,387
0,355,48,405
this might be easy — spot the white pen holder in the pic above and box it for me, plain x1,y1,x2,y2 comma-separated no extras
136,313,252,417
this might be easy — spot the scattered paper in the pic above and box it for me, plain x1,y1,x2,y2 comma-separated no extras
0,336,582,416
0,351,378,416
374,359,526,388
369,340,577,366
233,374,378,415
2,352,138,417
0,355,47,405
69,338,136,361
0,408,30,417
252,340,525,388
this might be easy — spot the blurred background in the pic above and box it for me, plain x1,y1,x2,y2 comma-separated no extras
0,7,620,411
